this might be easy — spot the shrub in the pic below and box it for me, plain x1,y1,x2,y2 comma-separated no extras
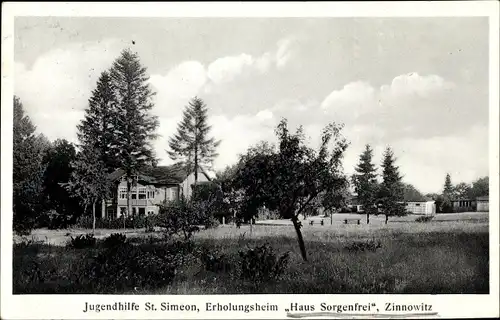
415,215,434,223
238,243,290,282
85,242,179,292
157,198,203,240
145,215,157,232
344,239,382,253
102,233,127,248
68,234,96,249
199,247,232,273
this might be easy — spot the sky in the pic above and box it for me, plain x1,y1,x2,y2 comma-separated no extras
14,17,489,194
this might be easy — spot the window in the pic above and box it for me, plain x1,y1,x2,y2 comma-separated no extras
119,187,127,200
132,207,137,216
171,188,178,200
148,190,155,199
415,203,421,207
119,207,126,216
131,193,137,200
138,187,147,200
147,209,155,215
139,208,145,216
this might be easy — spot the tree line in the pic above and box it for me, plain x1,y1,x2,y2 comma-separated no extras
13,48,489,261
13,49,219,234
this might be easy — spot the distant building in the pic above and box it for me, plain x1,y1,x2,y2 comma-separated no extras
451,199,476,213
476,196,489,212
103,165,212,218
405,201,436,215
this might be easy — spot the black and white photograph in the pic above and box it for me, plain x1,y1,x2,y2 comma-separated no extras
1,2,499,319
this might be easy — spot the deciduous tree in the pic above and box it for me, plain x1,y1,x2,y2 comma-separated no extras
13,96,50,234
232,119,349,261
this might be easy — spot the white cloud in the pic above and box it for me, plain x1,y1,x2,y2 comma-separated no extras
207,54,254,84
256,109,273,121
149,61,207,117
14,40,123,142
380,72,453,100
276,37,296,69
321,81,376,121
205,36,297,86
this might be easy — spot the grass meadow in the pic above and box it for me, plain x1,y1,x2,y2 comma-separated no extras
13,213,489,294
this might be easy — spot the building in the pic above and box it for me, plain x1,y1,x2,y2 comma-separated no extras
405,201,436,215
476,195,489,212
451,199,476,213
103,165,212,218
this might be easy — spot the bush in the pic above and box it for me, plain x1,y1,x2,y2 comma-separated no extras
85,242,179,292
344,239,382,253
199,247,232,273
238,243,290,282
157,198,203,240
415,215,434,223
68,234,96,249
102,233,127,248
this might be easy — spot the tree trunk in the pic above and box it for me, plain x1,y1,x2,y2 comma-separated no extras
126,177,131,229
385,214,388,224
366,211,370,224
291,216,308,262
194,146,198,186
92,200,96,234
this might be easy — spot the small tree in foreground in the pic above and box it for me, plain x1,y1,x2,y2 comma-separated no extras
233,119,349,261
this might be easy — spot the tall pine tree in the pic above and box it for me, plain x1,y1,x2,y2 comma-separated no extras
168,97,220,185
379,147,406,224
67,71,118,230
76,71,119,172
440,173,454,212
352,144,378,224
110,49,159,217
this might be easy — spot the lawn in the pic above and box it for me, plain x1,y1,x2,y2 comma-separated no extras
13,212,489,294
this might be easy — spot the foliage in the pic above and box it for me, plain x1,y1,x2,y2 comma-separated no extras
344,239,382,253
439,174,454,213
402,183,426,202
352,144,379,223
199,247,232,273
110,49,159,216
415,216,434,223
192,182,232,226
69,234,97,249
74,214,158,230
102,233,127,248
168,97,220,184
470,176,489,198
238,243,290,282
39,210,75,230
378,147,406,223
232,119,349,261
67,71,121,231
13,96,51,235
157,198,204,240
85,242,178,292
453,182,472,200
41,139,82,227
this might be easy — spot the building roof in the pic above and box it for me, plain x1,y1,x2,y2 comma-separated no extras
107,164,213,185
476,195,489,201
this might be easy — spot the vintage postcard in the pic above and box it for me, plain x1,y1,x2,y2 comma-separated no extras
1,2,499,319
